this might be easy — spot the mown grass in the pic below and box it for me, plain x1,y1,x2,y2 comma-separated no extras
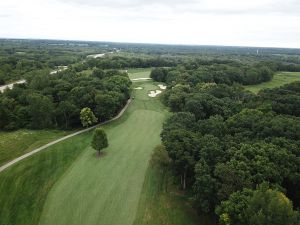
244,72,300,93
38,81,167,225
0,70,194,225
79,69,93,76
128,68,151,79
0,130,70,166
0,131,92,225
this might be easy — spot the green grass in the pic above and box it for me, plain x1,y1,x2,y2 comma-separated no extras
133,165,201,225
0,70,195,225
38,81,167,225
0,131,92,225
79,68,151,79
245,72,300,93
79,69,93,76
128,68,151,79
0,129,70,166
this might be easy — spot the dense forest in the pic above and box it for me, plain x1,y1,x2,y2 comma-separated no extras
152,64,300,224
150,60,300,86
1,39,300,224
1,38,300,84
0,69,131,130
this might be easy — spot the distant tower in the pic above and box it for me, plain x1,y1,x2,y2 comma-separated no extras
257,49,259,55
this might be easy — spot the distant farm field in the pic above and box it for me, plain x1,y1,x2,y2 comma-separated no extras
245,72,300,93
0,130,70,166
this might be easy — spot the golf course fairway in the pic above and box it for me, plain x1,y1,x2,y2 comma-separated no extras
38,77,168,225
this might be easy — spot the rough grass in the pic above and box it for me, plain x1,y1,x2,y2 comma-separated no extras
0,70,194,225
38,81,167,225
244,72,300,93
0,131,92,225
133,166,201,225
0,130,70,166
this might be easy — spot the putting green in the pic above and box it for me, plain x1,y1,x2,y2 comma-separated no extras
39,80,168,225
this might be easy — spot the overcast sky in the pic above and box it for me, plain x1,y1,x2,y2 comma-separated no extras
0,0,299,48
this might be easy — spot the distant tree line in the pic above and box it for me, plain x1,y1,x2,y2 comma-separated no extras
151,63,276,86
0,57,45,84
0,54,80,84
70,56,178,73
151,60,300,87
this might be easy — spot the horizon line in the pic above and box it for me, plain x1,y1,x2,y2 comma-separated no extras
1,36,300,50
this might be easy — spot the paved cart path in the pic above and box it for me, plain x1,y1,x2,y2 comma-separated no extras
0,99,131,173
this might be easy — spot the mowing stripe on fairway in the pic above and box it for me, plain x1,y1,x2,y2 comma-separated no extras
38,82,167,225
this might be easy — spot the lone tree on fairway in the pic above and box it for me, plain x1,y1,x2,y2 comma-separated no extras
80,107,98,127
92,128,108,157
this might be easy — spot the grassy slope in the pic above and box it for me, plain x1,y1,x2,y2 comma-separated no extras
128,68,152,79
0,69,198,225
0,130,70,166
38,70,168,225
133,166,201,225
0,131,92,225
245,72,300,93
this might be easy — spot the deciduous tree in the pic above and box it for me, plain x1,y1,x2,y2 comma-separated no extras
80,107,98,127
91,128,108,156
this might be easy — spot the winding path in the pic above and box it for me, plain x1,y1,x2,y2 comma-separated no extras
0,80,26,93
0,99,132,173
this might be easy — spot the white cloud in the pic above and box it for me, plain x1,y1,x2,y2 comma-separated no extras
0,0,299,48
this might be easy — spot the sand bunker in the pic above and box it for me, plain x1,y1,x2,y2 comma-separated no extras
131,78,152,81
134,87,143,90
0,80,26,93
87,49,119,59
87,53,105,58
50,66,68,75
158,84,167,90
148,90,162,97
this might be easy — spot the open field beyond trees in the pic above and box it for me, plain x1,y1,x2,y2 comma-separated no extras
244,72,300,93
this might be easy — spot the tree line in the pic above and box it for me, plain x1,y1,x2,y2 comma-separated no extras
71,55,179,73
156,70,300,224
0,68,131,130
151,60,300,87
